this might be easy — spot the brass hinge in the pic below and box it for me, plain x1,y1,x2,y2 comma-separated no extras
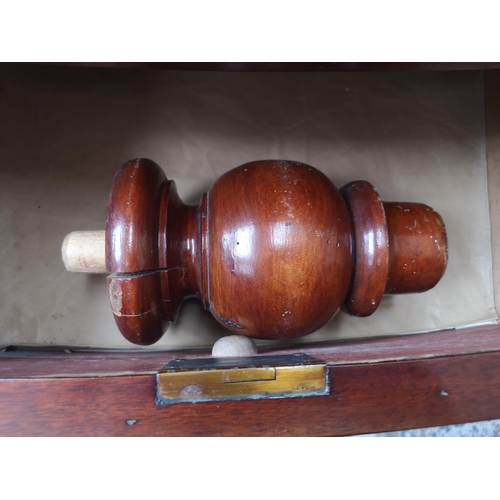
156,353,329,405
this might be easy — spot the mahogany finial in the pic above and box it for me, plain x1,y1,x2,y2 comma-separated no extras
63,158,448,345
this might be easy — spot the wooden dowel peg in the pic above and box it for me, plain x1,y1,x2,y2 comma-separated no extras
62,231,106,273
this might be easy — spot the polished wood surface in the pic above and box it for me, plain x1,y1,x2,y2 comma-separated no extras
106,158,166,273
2,324,500,378
2,348,500,436
208,160,352,338
105,159,168,344
384,202,448,293
95,158,447,344
341,181,389,316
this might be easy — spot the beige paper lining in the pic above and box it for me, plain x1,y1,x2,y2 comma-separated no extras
0,66,496,349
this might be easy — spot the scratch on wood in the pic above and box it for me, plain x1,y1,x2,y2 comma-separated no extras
109,280,123,316
211,309,244,330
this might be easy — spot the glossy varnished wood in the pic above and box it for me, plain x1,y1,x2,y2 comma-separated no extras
2,350,500,436
106,158,166,273
341,181,388,316
2,324,500,378
102,158,447,344
105,159,168,344
105,159,207,344
384,202,448,293
208,161,352,338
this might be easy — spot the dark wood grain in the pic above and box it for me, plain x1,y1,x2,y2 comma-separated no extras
106,158,166,273
105,158,209,344
2,350,500,436
104,159,447,344
2,324,500,377
340,181,388,316
208,160,352,339
384,202,448,293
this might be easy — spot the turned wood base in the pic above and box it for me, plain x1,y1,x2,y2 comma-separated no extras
63,158,448,345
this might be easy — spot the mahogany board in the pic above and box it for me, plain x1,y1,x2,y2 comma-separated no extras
1,350,500,436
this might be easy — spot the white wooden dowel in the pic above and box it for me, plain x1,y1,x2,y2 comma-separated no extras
62,231,107,273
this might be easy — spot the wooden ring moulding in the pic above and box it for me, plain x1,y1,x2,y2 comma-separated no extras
62,158,448,346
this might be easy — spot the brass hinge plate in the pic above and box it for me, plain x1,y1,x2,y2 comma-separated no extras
156,353,328,405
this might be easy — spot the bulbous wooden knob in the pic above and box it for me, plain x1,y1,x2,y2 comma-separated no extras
63,158,448,345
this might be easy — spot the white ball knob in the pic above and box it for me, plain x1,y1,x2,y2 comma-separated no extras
212,335,258,357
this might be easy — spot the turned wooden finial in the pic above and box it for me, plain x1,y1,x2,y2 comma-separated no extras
63,158,448,345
